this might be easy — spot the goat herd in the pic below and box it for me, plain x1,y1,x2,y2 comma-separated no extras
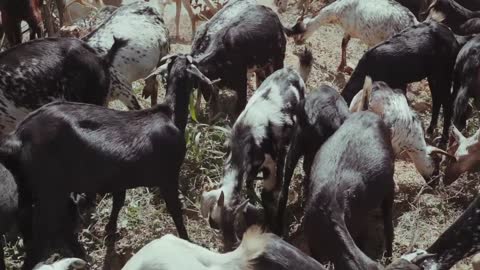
2,0,480,269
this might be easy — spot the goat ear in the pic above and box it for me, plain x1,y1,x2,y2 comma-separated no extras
427,145,458,161
144,63,169,80
159,53,179,65
218,191,225,207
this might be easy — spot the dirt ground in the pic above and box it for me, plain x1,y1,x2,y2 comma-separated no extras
3,0,480,269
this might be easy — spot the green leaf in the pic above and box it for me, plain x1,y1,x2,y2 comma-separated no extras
189,90,198,123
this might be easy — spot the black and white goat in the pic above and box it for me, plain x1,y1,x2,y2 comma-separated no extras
0,163,17,270
277,84,350,235
122,226,326,270
452,34,480,131
389,194,480,270
0,98,189,267
80,1,171,107
305,111,395,270
155,0,295,120
342,21,463,146
200,51,312,249
350,78,456,185
0,37,128,137
289,0,417,73
427,0,480,35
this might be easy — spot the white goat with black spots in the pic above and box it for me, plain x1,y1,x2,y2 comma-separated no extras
200,51,312,250
33,258,86,270
290,0,418,73
350,77,456,186
81,1,170,107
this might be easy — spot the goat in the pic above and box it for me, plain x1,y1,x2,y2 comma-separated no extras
427,0,480,35
452,34,480,131
342,21,463,147
444,125,480,184
391,194,480,269
0,37,131,137
0,99,189,267
305,111,394,269
0,163,17,270
122,226,326,270
79,1,170,107
350,78,456,186
0,0,43,46
288,0,417,73
155,0,296,120
33,257,86,270
277,84,350,236
200,51,312,249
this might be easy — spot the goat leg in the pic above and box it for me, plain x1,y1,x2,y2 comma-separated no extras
338,34,352,74
103,191,125,270
382,193,394,259
427,77,440,137
161,173,189,240
181,0,197,38
175,0,181,40
143,75,159,106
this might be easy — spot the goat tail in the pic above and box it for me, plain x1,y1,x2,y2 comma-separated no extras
0,134,22,176
294,47,314,83
360,76,373,111
103,37,129,67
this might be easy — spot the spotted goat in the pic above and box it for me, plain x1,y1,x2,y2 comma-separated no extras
289,0,417,73
77,1,171,107
350,77,456,186
200,49,312,249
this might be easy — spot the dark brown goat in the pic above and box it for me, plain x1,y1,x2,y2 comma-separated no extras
0,0,43,46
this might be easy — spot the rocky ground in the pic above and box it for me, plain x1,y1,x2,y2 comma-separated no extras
3,0,480,269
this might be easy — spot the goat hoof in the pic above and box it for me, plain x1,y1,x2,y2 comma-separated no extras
338,65,353,75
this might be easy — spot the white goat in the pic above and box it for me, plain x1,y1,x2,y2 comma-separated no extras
122,226,325,270
291,0,417,73
33,258,86,270
351,77,455,185
78,1,170,107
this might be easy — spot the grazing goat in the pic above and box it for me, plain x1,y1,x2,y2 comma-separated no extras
350,78,456,186
0,163,17,270
278,84,350,235
444,126,480,184
427,0,480,34
33,257,86,270
122,226,326,270
305,111,394,270
289,0,417,73
0,99,189,267
0,37,130,137
390,194,480,269
0,0,43,46
452,34,480,131
80,1,170,107
201,53,311,249
342,21,463,146
158,0,295,120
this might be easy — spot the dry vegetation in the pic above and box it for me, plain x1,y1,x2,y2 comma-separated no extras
3,0,480,269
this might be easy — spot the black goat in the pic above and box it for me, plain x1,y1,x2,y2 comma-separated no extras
342,21,463,146
427,0,480,34
452,34,480,130
0,100,189,268
277,85,350,235
0,163,17,270
305,112,395,270
159,0,295,121
388,194,480,269
0,37,129,137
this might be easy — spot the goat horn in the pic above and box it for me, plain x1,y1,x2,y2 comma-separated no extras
429,146,457,161
160,54,179,63
187,64,213,85
144,63,168,80
187,55,194,64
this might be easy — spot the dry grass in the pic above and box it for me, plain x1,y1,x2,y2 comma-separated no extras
3,0,480,269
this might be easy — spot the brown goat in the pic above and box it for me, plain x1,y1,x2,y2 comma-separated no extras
0,0,44,46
